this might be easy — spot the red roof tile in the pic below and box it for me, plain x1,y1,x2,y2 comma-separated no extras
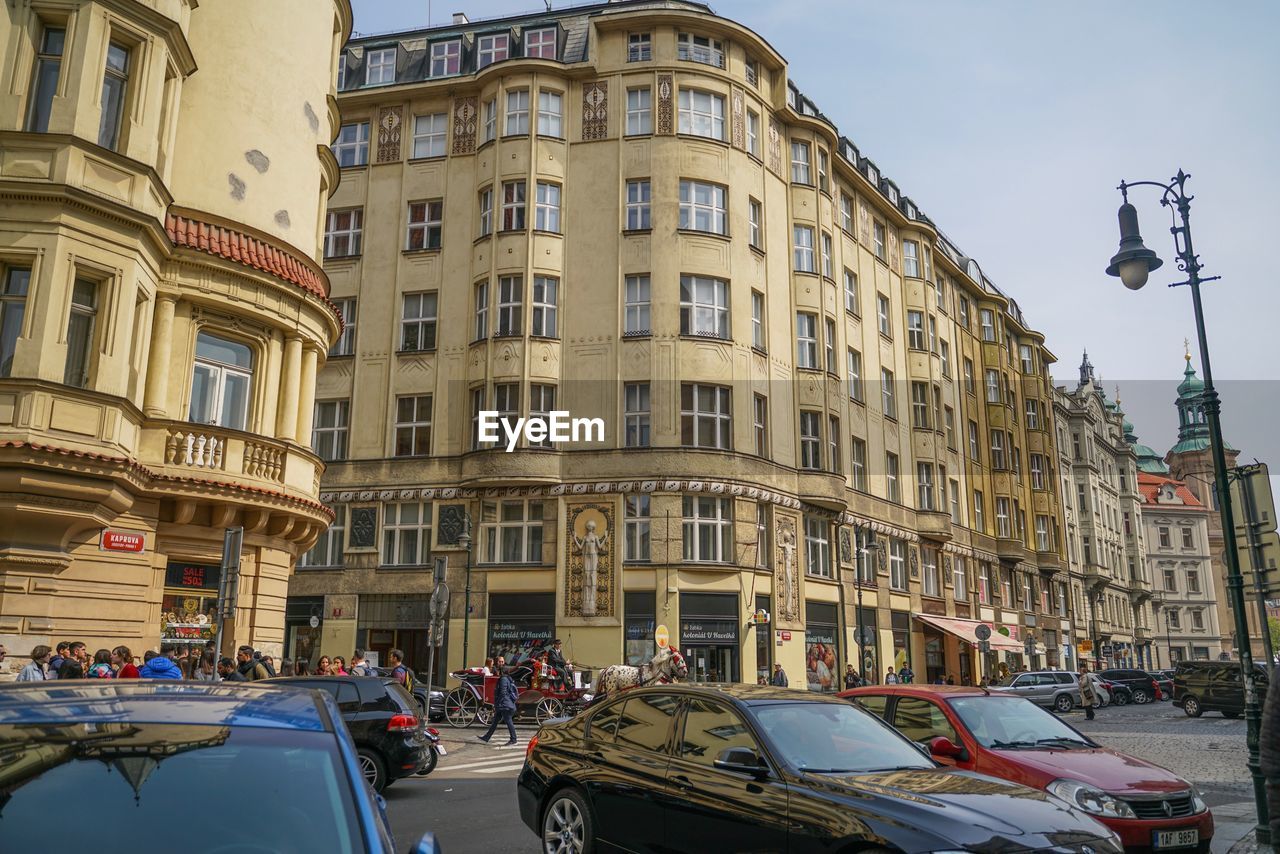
1136,472,1207,509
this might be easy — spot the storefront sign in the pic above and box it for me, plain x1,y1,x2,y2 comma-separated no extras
779,631,792,641
653,624,669,647
101,529,146,553
680,619,737,643
164,561,221,591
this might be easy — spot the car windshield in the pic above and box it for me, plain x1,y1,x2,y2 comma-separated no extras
949,696,1093,750
752,701,934,774
0,722,365,853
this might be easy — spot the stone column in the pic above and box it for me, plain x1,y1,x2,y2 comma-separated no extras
142,295,178,417
295,345,318,447
259,332,283,435
276,335,302,441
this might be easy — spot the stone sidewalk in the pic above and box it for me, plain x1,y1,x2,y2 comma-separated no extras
1211,800,1272,853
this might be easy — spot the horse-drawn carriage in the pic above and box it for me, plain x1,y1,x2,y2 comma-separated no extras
443,663,592,727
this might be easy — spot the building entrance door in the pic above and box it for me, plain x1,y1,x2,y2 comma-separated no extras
684,644,737,684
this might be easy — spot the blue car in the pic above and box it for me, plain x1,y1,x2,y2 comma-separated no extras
0,681,440,854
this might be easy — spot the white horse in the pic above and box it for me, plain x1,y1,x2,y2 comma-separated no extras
594,647,688,697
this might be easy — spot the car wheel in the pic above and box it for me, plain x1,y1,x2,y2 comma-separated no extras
1183,695,1202,717
542,788,595,854
415,746,439,777
1132,688,1151,704
358,747,387,793
1054,694,1074,713
1113,691,1129,706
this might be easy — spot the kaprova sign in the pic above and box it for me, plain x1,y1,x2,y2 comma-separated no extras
100,529,146,553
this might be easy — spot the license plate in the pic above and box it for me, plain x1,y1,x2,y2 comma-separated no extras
436,745,447,756
1154,828,1198,849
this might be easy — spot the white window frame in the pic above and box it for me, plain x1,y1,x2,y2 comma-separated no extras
680,383,732,449
531,276,558,337
677,88,725,140
525,27,557,59
537,89,563,137
411,112,448,159
406,199,443,251
301,505,346,567
628,32,652,62
902,239,920,277
393,394,433,457
748,198,762,248
676,32,724,68
793,225,816,272
481,499,545,564
804,516,831,578
400,291,438,351
429,40,461,77
502,180,527,230
678,180,727,235
886,452,900,503
479,187,493,236
877,292,891,336
799,410,821,469
496,275,523,336
847,348,863,401
796,313,818,369
329,297,356,357
679,275,728,339
189,332,253,430
682,496,733,562
624,274,650,334
791,140,811,184
333,122,370,167
624,382,650,448
843,268,858,314
751,290,765,350
366,47,396,84
626,87,652,135
881,368,896,419
624,494,651,562
473,281,489,341
626,179,651,230
506,89,530,135
889,539,907,590
383,501,432,566
535,181,561,232
324,208,363,258
477,33,510,69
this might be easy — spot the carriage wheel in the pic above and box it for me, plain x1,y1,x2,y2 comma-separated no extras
536,697,565,724
477,703,495,727
445,687,478,728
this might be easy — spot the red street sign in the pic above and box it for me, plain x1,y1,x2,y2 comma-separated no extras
101,530,145,553
780,631,792,641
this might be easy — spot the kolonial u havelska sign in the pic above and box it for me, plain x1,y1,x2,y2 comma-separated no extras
477,410,606,452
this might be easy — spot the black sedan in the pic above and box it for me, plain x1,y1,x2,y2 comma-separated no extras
517,683,1123,854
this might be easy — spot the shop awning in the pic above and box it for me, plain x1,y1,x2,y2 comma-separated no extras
913,613,1022,652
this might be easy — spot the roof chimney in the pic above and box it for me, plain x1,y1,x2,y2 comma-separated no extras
453,12,469,24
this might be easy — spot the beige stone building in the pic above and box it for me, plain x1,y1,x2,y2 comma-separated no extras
0,0,350,668
293,0,1067,689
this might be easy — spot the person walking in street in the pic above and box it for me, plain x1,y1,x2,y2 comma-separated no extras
235,646,270,681
112,646,140,678
87,649,114,678
349,649,372,676
478,669,520,746
139,647,182,679
885,667,898,684
17,645,51,681
1078,663,1097,720
770,663,789,687
389,649,414,691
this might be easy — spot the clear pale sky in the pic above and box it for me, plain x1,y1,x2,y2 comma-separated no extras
347,0,1280,473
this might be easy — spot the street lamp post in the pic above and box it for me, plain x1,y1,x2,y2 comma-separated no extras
1106,169,1269,843
1165,605,1174,669
458,516,474,670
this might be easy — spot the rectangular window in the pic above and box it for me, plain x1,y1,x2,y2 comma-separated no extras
329,297,356,357
679,275,729,338
798,411,821,470
793,225,815,272
805,516,831,578
751,290,765,350
400,291,438,351
1019,343,1034,374
497,275,523,336
756,504,770,568
978,563,991,604
313,399,350,461
876,292,891,336
477,33,509,69
333,122,370,167
383,501,432,566
189,332,253,431
873,220,886,260
843,268,858,314
889,538,907,590
996,497,1011,538
817,149,830,193
990,430,1006,469
626,179,651,230
796,313,818,369
531,276,558,337
406,200,443,250
881,368,896,419
968,420,980,461
482,98,497,142
1158,526,1171,548
478,187,493,236
974,490,985,532
502,180,527,230
824,317,837,373
365,46,396,84
950,480,962,524
63,279,98,387
473,281,489,341
746,110,760,157
624,495,651,562
525,27,557,59
324,208,363,258
985,368,1000,403
928,315,937,353
902,240,920,277
481,499,544,564
680,383,732,449
907,310,925,350
840,193,855,233
944,406,956,448
624,382,650,448
624,274,651,334
1035,515,1051,551
922,547,940,597
505,89,530,135
537,90,563,137
821,231,833,278
753,393,768,456
412,112,447,158
528,384,556,448
27,27,65,133
678,180,728,234
847,348,863,401
1182,528,1194,548
917,462,935,511
683,496,733,562
470,387,485,449
535,181,561,232
744,57,759,87
628,32,652,62
791,140,811,184
393,395,432,457
626,87,652,135
980,308,996,341
963,358,975,394
301,505,345,567
958,296,970,328
98,42,130,150
748,198,763,248
886,452,900,503
676,32,725,68
1025,399,1040,429
1187,570,1201,593
940,339,951,377
911,381,930,430
850,437,867,491
677,88,725,139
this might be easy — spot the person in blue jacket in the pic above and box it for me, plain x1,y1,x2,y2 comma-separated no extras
138,645,183,679
477,670,519,746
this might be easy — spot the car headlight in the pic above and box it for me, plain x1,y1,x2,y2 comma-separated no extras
1046,778,1137,819
1190,786,1208,814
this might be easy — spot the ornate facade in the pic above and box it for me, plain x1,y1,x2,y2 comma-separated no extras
291,1,1066,688
0,0,350,666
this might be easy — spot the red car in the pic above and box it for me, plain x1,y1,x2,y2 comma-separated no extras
839,685,1212,852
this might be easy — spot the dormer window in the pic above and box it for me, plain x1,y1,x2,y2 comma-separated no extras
430,40,461,77
477,33,510,69
864,162,879,186
525,27,557,59
366,47,396,85
966,259,982,283
677,33,724,68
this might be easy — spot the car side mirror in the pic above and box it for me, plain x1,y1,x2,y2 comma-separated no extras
714,747,767,776
928,736,969,762
409,832,441,854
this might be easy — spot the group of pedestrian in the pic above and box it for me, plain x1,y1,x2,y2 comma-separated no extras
13,639,285,683
883,664,916,684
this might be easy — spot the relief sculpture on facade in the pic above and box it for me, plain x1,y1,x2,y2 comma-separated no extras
776,516,799,623
566,502,614,618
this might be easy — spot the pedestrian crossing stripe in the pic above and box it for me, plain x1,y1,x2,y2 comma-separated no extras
472,762,526,774
436,755,528,772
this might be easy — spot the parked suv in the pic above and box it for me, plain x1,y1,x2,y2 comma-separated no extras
268,675,427,792
1173,660,1271,718
988,670,1080,713
1096,668,1160,704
